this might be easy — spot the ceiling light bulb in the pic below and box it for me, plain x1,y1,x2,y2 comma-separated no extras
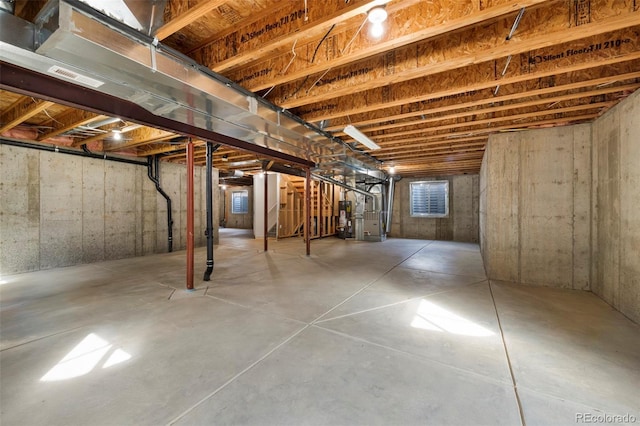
389,166,395,175
367,7,387,24
370,22,385,38
112,130,122,140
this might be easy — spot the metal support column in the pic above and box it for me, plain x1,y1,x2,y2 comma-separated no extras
305,168,311,256
203,142,218,281
264,172,268,252
186,139,194,290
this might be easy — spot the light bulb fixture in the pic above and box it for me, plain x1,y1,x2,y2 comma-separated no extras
389,166,396,175
367,6,387,24
370,22,385,38
343,125,380,150
112,130,122,140
367,7,387,38
220,185,227,190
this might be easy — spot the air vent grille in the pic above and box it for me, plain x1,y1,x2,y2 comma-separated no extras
47,65,104,88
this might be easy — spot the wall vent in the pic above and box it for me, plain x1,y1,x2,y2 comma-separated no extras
47,65,104,88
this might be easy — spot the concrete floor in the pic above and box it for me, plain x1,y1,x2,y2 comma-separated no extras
1,231,639,426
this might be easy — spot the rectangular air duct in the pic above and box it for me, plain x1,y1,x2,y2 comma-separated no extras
0,0,385,183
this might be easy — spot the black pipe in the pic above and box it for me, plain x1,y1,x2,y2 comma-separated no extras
147,156,174,253
0,138,178,251
0,137,147,166
203,142,220,281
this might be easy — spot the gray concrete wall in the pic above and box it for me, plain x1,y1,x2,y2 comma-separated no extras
154,161,218,252
0,147,218,274
480,90,639,323
220,186,253,229
388,175,479,242
479,149,488,261
479,124,592,289
592,90,640,324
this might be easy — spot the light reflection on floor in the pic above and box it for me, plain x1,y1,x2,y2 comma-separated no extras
410,299,494,337
41,333,131,382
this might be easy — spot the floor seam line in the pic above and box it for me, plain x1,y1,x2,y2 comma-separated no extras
312,324,512,388
310,242,433,324
166,325,309,426
0,326,86,352
316,279,488,323
204,294,308,326
488,281,527,426
514,382,638,415
396,264,487,279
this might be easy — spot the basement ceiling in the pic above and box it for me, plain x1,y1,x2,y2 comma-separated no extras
1,0,639,178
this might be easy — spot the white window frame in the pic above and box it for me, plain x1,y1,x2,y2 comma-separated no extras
231,190,249,214
410,180,449,218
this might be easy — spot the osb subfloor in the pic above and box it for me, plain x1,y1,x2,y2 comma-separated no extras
1,230,639,425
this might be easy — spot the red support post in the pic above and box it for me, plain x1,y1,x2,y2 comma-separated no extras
186,139,195,290
319,181,324,238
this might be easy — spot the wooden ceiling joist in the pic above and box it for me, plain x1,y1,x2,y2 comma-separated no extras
376,141,488,156
138,144,187,156
38,111,108,141
295,47,640,123
0,96,55,134
338,86,635,137
103,128,177,151
193,0,397,72
224,0,557,91
378,138,489,155
380,153,487,166
72,124,143,148
381,152,486,164
328,76,640,132
279,23,640,109
373,112,599,146
6,0,640,178
354,102,611,144
156,0,229,40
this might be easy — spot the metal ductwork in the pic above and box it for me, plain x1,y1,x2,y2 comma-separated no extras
0,0,383,188
73,0,166,36
0,1,14,14
0,6,33,47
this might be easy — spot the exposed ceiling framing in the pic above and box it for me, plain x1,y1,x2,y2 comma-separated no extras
1,0,639,179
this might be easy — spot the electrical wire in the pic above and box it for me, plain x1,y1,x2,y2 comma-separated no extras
494,7,525,95
287,24,336,99
36,98,63,125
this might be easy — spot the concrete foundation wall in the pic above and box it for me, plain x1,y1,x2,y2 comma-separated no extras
0,147,218,274
480,89,639,323
479,124,592,289
389,175,479,242
479,150,488,260
220,186,253,229
592,90,640,324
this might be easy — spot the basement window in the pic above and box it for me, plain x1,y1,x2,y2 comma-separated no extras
410,181,449,218
231,190,249,214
